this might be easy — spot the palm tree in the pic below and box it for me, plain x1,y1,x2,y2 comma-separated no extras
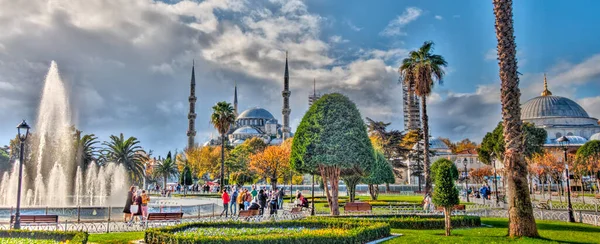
210,101,236,190
103,133,148,185
79,134,99,169
154,151,178,190
492,0,538,237
400,41,447,196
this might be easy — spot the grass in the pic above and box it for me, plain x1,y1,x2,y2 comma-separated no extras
87,232,144,244
384,218,600,244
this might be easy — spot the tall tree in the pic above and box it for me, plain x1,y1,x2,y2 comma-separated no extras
576,140,600,193
363,150,395,200
154,151,178,189
478,122,547,164
291,93,374,215
249,139,291,190
78,134,99,169
400,41,447,196
493,0,538,237
210,101,236,190
103,133,148,184
431,158,460,236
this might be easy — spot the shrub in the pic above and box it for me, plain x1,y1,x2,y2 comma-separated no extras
0,229,88,243
328,215,481,230
145,218,390,244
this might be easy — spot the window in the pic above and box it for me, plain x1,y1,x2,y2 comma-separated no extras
566,132,573,136
555,132,562,138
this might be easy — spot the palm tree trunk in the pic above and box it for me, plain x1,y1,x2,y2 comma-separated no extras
420,96,431,196
220,134,225,191
493,0,538,237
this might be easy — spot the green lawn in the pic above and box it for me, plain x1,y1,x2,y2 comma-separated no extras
0,238,58,244
385,218,600,244
88,232,144,244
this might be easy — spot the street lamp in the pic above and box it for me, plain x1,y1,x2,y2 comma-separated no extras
13,120,30,230
463,158,469,202
557,135,575,223
311,174,315,216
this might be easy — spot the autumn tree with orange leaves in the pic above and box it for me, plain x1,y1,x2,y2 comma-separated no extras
469,167,493,184
249,139,292,190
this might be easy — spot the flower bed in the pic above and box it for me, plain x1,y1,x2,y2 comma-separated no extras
329,215,481,229
0,230,88,243
145,219,389,244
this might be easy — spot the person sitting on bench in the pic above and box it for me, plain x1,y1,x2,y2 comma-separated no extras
248,200,260,210
295,193,309,209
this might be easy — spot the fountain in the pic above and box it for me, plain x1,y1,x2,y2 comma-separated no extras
0,61,128,207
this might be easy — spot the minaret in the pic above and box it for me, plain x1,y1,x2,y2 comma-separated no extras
234,80,238,116
541,73,552,96
187,61,197,150
308,78,320,107
282,51,291,139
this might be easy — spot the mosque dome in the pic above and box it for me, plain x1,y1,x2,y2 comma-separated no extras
521,75,589,120
238,107,275,120
522,96,589,120
232,126,261,135
590,132,600,141
546,135,588,146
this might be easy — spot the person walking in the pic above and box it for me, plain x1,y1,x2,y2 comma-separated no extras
251,185,258,201
128,190,143,226
141,190,150,223
230,187,238,216
244,189,252,210
423,193,432,212
220,189,230,217
258,189,267,215
123,186,135,223
277,188,284,209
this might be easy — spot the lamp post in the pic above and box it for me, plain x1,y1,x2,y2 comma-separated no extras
463,158,469,202
557,135,575,223
492,159,499,205
13,120,30,230
311,174,315,216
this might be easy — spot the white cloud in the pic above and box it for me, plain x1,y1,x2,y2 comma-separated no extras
329,35,349,44
345,20,362,31
578,96,600,119
380,7,422,37
484,48,496,61
435,15,443,20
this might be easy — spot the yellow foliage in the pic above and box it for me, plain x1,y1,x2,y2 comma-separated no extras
249,143,291,184
186,146,223,179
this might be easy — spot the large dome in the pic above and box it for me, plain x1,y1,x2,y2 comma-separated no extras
521,95,589,120
238,107,275,120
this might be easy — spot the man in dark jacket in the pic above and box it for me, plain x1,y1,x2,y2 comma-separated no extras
258,189,267,215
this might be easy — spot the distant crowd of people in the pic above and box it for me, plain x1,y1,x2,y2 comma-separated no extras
150,183,221,197
219,185,287,217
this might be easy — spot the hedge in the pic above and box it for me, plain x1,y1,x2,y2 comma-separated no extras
329,215,481,230
0,229,88,243
145,218,390,244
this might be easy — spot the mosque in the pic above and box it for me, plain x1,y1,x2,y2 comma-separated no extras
521,75,600,147
199,54,293,147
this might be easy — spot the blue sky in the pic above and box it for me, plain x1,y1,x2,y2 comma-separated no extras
0,0,599,156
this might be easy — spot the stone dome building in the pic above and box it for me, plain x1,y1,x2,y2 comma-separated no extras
521,75,600,146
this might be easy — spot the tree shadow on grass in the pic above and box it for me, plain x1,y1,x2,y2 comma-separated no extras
535,222,600,233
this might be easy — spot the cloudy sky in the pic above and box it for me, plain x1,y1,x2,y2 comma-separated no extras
1,0,599,156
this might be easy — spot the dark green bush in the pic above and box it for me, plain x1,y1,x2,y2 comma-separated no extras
0,229,88,243
145,218,390,244
328,215,481,229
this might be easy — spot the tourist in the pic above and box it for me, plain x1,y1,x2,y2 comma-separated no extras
123,186,135,223
237,188,245,212
220,189,230,217
258,189,267,215
269,191,278,215
244,188,252,210
251,185,258,201
423,193,432,212
248,200,260,210
141,190,150,222
277,187,284,209
230,187,238,215
129,190,143,226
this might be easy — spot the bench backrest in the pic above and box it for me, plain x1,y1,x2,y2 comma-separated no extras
11,215,59,223
239,210,260,217
147,212,183,220
344,202,372,211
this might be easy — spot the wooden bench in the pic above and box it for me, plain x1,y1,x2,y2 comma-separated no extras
436,204,466,211
146,212,183,226
551,192,559,197
11,215,58,227
595,194,600,199
571,193,579,198
238,209,260,217
343,202,372,214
